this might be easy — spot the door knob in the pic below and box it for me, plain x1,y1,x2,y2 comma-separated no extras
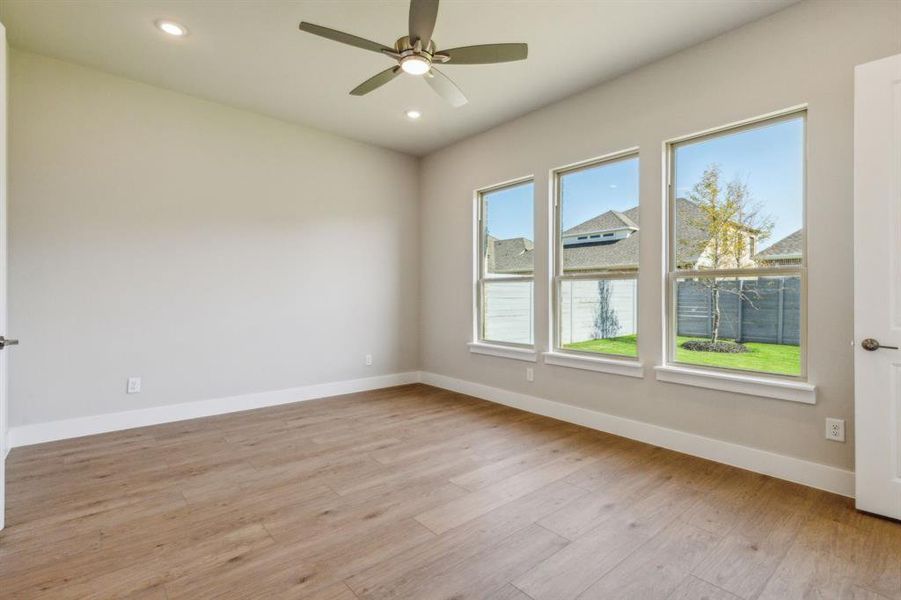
0,336,19,349
861,338,898,351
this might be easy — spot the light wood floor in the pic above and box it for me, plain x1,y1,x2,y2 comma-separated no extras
1,384,898,600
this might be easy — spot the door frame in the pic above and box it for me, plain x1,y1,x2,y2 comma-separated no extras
0,20,8,531
853,52,901,519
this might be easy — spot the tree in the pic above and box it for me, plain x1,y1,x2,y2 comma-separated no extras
593,279,621,340
682,164,773,345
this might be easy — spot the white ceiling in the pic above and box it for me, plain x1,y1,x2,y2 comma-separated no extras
0,0,797,156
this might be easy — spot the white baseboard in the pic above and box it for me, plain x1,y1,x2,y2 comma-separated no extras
8,371,421,448
420,371,855,498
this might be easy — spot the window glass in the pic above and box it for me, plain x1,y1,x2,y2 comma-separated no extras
478,180,534,346
483,182,534,277
673,117,804,271
669,114,805,376
673,275,801,375
483,281,534,345
556,155,639,357
559,278,638,356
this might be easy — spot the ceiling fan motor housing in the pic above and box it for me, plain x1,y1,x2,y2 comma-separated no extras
391,37,448,64
395,35,433,54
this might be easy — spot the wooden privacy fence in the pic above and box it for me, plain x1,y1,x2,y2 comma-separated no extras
676,276,801,345
482,275,801,346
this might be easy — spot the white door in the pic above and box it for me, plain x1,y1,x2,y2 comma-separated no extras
854,53,901,519
0,22,8,531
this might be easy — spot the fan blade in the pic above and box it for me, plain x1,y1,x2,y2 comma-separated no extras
425,68,467,107
299,22,393,54
409,0,439,46
350,66,402,96
439,43,528,64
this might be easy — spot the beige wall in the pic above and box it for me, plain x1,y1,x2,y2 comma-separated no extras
420,0,901,471
8,50,420,425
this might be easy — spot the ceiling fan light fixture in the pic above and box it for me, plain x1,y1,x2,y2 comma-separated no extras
400,55,431,76
297,0,528,106
155,19,188,37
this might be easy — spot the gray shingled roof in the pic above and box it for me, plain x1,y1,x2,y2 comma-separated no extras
563,210,637,236
486,236,533,274
489,198,708,274
756,229,802,260
563,206,641,271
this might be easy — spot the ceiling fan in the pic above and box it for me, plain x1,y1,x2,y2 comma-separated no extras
298,0,528,107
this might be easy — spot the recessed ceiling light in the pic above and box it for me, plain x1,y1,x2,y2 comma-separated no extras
405,109,422,120
155,19,188,37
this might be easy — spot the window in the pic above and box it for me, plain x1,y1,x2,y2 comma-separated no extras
667,112,805,377
553,152,640,358
476,179,535,346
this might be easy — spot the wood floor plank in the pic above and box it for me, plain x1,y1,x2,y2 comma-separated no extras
680,468,769,536
1,383,897,600
537,453,679,540
358,523,568,600
691,478,819,599
449,430,602,491
667,576,742,600
492,584,535,600
756,505,901,600
260,480,465,547
346,480,586,599
302,582,360,600
575,520,720,600
414,444,601,534
165,518,433,599
514,471,708,600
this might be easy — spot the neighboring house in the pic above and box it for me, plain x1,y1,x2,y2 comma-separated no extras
487,198,761,275
754,229,802,267
483,198,796,346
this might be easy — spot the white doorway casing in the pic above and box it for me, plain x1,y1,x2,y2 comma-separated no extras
854,52,901,520
0,21,8,531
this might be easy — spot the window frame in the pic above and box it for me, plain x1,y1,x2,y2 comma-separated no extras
550,148,641,362
664,108,808,380
473,176,536,349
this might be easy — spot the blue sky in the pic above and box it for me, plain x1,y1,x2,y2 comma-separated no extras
483,181,534,240
560,156,640,231
675,116,804,247
484,115,804,251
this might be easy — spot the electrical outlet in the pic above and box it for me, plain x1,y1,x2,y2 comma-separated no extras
364,354,373,366
127,377,142,394
825,418,845,442
526,367,534,382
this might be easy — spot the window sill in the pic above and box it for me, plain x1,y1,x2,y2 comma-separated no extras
543,352,644,378
654,365,816,404
468,342,537,363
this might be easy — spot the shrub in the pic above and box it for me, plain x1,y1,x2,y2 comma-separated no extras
681,340,748,353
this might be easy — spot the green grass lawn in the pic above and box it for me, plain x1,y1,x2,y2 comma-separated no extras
564,334,801,376
565,335,639,357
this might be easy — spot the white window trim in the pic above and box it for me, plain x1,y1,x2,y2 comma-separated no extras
469,342,538,362
472,176,536,351
654,364,815,404
543,351,644,378
663,108,810,390
549,148,641,371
